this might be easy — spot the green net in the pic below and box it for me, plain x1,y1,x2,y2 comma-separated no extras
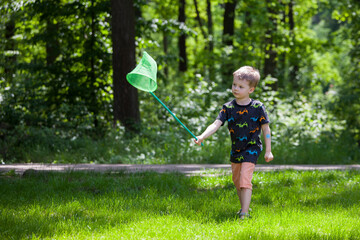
126,51,202,146
126,51,157,92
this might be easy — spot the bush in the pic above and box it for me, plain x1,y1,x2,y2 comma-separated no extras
1,78,359,165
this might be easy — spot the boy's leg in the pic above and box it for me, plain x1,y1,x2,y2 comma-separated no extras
231,163,242,204
239,162,255,214
240,188,252,213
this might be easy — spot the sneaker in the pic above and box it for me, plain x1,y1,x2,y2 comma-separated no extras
239,212,251,220
236,209,242,216
236,208,252,217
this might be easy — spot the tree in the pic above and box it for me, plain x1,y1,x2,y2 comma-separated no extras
288,0,299,89
222,0,237,46
332,0,360,145
206,0,214,80
111,0,140,132
192,0,214,80
178,0,187,72
193,0,206,38
263,0,279,90
45,16,60,65
4,16,16,81
221,0,238,83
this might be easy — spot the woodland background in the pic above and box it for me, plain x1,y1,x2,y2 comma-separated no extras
0,0,359,164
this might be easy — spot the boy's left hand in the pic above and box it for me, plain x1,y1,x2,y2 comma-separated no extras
264,151,274,162
194,136,204,146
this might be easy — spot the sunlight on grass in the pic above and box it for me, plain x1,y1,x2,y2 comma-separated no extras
0,170,359,239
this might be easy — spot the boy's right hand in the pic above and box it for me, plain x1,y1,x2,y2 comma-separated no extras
194,136,204,146
264,151,274,162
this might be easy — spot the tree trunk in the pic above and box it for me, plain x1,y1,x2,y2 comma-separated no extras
277,2,286,89
244,10,252,27
206,0,215,80
194,0,206,38
178,0,187,72
241,10,252,65
221,0,237,83
45,20,60,66
288,0,299,89
4,16,16,82
111,0,140,132
163,32,169,79
222,0,237,46
90,0,98,128
264,0,278,90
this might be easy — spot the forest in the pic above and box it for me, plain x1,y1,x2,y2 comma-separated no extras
0,0,359,164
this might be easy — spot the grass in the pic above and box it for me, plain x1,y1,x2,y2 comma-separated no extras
1,170,360,239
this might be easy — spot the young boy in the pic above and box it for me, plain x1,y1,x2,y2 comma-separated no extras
194,66,274,219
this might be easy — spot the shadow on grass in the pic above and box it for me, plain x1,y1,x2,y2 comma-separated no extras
307,188,360,208
0,171,238,239
251,170,360,209
1,170,359,239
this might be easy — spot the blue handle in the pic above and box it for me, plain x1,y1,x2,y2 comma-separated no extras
150,92,203,146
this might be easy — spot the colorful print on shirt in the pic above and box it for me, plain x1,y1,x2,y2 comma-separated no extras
216,99,270,164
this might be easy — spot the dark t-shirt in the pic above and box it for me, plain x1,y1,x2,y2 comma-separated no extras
216,99,270,164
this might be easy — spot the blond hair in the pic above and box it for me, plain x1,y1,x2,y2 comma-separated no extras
233,66,260,88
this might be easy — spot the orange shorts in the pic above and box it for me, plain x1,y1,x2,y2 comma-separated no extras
231,162,256,190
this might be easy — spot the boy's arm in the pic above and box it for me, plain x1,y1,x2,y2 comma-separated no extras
194,119,223,146
261,123,274,162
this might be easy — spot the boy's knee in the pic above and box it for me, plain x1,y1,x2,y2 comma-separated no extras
233,182,252,191
239,183,253,190
233,180,242,191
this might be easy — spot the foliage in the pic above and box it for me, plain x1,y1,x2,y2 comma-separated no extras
0,0,359,163
1,84,358,164
329,0,360,144
1,0,113,129
1,170,359,239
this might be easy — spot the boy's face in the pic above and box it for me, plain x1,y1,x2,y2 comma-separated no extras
232,77,255,99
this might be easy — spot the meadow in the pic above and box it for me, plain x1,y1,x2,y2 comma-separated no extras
1,169,359,239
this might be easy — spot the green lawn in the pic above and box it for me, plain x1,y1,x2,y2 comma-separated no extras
1,170,359,239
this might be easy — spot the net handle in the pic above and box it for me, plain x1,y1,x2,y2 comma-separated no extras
150,92,203,146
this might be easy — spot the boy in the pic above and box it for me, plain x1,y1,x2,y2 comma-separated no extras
194,66,273,219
